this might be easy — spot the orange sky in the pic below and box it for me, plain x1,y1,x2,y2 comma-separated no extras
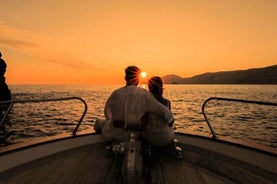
0,0,276,84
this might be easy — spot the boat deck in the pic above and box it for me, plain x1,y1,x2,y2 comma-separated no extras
0,142,234,184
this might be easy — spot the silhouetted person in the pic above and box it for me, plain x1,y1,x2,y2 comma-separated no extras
94,66,174,141
0,52,11,102
143,76,175,146
0,52,12,142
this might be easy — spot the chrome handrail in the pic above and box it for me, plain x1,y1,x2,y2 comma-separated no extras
0,97,88,136
201,97,277,139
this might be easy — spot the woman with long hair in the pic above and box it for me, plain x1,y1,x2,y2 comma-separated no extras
143,76,175,146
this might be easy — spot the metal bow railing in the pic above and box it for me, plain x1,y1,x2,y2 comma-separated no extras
0,97,88,137
201,97,277,139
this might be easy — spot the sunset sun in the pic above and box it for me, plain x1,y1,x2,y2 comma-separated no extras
141,71,147,79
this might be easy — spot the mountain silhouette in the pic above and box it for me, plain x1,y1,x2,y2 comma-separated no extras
162,65,277,84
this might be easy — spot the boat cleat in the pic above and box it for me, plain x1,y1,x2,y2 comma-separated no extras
173,139,183,159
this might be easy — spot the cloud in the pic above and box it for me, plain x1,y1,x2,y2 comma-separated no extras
45,57,86,68
45,57,117,72
0,21,36,48
0,38,36,48
0,21,121,73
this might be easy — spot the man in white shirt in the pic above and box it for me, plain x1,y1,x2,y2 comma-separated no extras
94,66,174,141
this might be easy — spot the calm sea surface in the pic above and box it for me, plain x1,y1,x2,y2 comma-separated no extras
4,84,277,148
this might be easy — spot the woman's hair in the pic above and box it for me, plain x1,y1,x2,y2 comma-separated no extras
148,76,163,101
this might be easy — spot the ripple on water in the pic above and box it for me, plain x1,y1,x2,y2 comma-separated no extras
3,84,277,148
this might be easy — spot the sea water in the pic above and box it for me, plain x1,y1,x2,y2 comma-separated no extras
4,84,277,148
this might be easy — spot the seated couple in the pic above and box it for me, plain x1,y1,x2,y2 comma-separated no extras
94,66,175,147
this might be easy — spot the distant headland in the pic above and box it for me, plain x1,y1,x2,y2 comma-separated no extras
162,65,277,84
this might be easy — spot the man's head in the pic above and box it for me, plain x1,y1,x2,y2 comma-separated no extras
125,66,141,85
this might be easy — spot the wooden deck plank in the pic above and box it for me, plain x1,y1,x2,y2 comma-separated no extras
151,158,165,184
0,143,115,184
1,140,271,184
160,158,236,184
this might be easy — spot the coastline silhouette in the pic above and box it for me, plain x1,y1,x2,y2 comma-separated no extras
162,65,277,84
